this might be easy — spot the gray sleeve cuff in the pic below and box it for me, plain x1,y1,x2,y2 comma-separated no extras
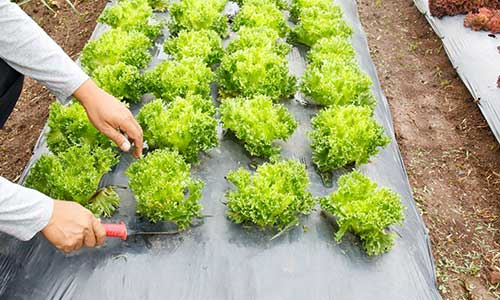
0,177,54,241
18,190,54,241
54,68,90,101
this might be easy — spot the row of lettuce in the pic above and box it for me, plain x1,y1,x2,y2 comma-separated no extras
25,0,405,256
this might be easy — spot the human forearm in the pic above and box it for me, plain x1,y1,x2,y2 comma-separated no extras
0,0,88,100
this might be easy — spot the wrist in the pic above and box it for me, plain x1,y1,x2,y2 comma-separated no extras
73,79,100,109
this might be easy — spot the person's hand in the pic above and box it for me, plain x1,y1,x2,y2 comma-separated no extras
41,200,106,253
73,79,143,158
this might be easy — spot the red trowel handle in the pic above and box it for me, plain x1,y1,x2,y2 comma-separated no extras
103,222,128,240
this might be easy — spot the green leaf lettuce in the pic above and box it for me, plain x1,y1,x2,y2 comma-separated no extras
320,171,405,256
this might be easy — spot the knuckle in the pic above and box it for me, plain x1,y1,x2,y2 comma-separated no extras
104,126,117,136
83,228,90,236
120,114,130,124
87,214,95,223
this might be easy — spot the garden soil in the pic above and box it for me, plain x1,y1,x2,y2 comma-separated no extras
0,0,441,299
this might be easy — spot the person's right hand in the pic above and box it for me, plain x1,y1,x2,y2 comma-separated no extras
41,200,106,253
73,79,143,158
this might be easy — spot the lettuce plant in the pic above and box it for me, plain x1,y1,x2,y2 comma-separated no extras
301,60,375,107
169,0,228,37
137,96,218,162
46,102,114,155
320,171,405,256
126,149,203,229
290,0,332,19
81,29,152,75
226,26,291,56
234,0,288,10
225,160,314,230
93,62,145,103
144,57,213,103
98,0,162,40
307,36,356,65
220,95,297,157
25,145,120,217
309,105,390,172
216,47,296,100
291,6,352,46
163,29,223,65
232,0,289,37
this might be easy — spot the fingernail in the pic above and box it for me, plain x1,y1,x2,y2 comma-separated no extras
120,140,131,152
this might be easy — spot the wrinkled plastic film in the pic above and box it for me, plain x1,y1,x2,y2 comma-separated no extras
0,1,440,299
414,0,500,142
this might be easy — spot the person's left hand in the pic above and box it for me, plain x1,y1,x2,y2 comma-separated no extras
73,79,143,158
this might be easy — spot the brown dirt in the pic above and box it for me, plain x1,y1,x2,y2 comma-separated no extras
0,0,107,181
357,0,500,299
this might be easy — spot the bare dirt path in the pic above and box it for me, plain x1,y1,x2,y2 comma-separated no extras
0,0,107,181
357,0,500,298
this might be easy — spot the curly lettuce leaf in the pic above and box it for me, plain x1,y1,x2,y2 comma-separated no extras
87,187,121,218
169,0,228,37
126,149,203,229
320,170,405,256
25,145,120,217
301,59,376,107
225,160,314,230
220,95,297,157
307,36,356,64
137,95,218,162
93,62,145,103
291,6,353,47
309,105,390,172
46,102,114,155
98,0,162,40
234,0,288,10
163,29,223,65
226,26,291,56
232,0,289,37
216,47,296,100
81,29,152,75
290,0,332,20
144,57,213,103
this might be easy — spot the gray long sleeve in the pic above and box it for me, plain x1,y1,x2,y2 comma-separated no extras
0,0,88,240
0,177,53,240
0,0,89,100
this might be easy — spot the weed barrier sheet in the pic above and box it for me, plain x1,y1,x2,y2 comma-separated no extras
414,0,500,142
0,1,440,299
